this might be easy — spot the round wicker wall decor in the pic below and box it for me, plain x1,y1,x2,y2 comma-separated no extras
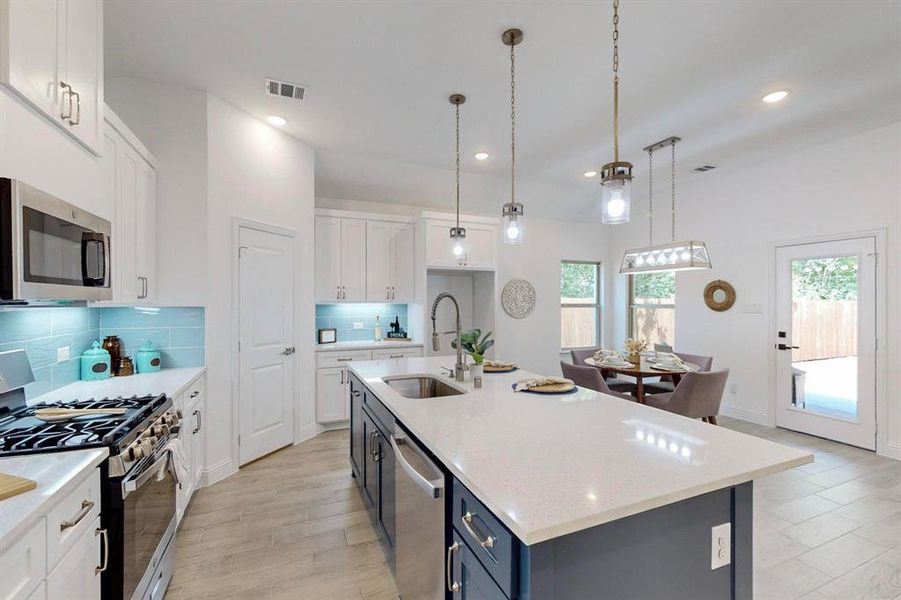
704,280,736,312
502,279,536,319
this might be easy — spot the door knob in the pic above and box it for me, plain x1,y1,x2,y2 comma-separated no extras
282,347,296,355
776,344,799,351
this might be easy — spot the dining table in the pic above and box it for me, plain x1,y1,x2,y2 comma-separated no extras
583,356,700,404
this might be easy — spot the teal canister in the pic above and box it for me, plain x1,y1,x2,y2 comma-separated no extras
80,341,111,381
135,340,162,373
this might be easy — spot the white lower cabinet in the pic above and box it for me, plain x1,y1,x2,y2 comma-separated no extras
316,367,348,423
0,518,45,600
46,516,101,600
175,374,206,523
371,347,422,361
25,583,45,600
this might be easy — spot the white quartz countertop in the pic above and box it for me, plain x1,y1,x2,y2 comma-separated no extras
29,367,206,405
0,448,108,550
316,340,423,352
350,357,813,545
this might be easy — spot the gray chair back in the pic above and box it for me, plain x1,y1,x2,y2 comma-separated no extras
570,348,601,366
675,352,713,372
560,361,615,395
666,369,729,419
654,343,674,353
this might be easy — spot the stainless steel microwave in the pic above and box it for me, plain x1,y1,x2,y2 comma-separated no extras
0,178,111,303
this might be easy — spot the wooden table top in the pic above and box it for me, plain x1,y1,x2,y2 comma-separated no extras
583,356,700,377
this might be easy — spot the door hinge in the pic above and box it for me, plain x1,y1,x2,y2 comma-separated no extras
238,434,241,446
238,340,241,352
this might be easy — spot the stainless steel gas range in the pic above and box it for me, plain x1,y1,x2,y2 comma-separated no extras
0,350,181,600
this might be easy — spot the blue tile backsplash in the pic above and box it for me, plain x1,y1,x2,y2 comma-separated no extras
0,306,205,399
316,303,408,342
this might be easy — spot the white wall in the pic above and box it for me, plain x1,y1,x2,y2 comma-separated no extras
205,94,316,477
0,89,108,218
606,122,901,458
105,79,316,483
105,77,209,306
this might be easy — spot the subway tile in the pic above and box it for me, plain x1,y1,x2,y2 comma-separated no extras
89,307,101,330
25,366,52,400
160,348,205,369
336,329,351,342
0,309,52,343
101,328,170,351
0,341,26,353
50,307,92,335
315,304,346,318
72,331,100,357
315,317,331,330
170,327,205,349
26,334,74,369
52,358,81,388
349,329,376,342
100,306,204,329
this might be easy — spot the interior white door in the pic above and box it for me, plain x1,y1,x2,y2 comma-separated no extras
238,226,295,465
391,222,414,301
366,221,391,301
340,218,367,301
314,216,341,301
775,236,877,450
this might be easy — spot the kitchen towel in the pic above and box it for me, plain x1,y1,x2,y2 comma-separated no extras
161,438,189,487
513,376,573,392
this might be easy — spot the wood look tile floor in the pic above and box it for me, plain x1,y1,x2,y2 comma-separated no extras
167,419,901,600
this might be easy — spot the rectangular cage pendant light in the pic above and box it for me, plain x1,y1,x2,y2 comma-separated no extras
620,240,711,274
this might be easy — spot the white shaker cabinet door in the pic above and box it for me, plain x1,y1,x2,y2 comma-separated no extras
61,0,103,153
366,221,391,301
340,218,367,301
425,220,458,268
390,222,414,301
315,216,342,301
316,367,347,423
135,159,157,302
460,223,496,269
46,515,101,600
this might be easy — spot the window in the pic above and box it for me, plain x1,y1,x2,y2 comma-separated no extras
561,261,601,349
629,272,675,348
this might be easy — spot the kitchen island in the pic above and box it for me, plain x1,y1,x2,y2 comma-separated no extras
348,357,812,599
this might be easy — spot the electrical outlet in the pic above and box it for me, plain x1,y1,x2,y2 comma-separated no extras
353,321,364,330
56,346,70,363
711,523,731,570
729,383,738,394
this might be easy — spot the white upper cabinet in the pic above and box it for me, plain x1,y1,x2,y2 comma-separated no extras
0,0,103,154
315,216,367,302
366,221,415,302
425,219,497,270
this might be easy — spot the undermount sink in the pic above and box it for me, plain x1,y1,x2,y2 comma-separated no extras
382,376,465,399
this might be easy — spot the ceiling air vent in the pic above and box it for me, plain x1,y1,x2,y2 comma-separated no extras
265,78,306,101
693,165,716,172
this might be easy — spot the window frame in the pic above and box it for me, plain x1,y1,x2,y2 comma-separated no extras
560,260,603,351
627,272,676,343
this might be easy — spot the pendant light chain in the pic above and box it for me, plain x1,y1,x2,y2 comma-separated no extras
510,40,516,204
455,102,461,229
648,147,654,244
612,0,620,162
671,138,676,241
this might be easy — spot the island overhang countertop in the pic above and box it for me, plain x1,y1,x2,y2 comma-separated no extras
350,356,813,545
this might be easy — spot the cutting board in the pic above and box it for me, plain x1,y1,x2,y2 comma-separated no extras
0,473,37,501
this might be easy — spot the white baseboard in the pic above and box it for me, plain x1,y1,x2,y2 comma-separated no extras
720,402,770,426
202,457,236,487
294,422,323,445
319,421,350,432
883,441,901,462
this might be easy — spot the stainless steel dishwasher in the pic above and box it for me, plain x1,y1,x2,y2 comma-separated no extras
389,425,446,600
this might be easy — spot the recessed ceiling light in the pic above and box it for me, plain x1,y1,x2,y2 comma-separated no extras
762,90,789,103
474,152,490,161
267,115,287,126
584,171,598,178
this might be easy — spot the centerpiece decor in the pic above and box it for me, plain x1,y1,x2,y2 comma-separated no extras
624,337,647,364
452,329,494,378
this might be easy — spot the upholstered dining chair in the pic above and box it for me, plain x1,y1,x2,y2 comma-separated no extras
644,352,714,395
569,348,637,395
654,343,674,354
644,369,730,424
560,362,634,401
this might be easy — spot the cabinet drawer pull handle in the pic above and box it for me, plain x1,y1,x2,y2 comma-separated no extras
60,499,94,531
70,89,81,125
193,410,201,434
190,391,200,398
352,390,360,397
446,542,461,593
60,82,72,121
95,528,109,573
461,511,495,548
340,370,345,385
336,357,352,362
389,354,404,359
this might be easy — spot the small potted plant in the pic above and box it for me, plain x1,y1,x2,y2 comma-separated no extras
624,338,647,364
452,329,494,379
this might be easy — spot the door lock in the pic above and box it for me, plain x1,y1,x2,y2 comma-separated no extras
776,344,799,351
282,347,296,355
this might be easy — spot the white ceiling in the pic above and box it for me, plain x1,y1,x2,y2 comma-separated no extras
104,0,901,217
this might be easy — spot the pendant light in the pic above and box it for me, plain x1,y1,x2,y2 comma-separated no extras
501,28,524,244
600,0,633,224
449,94,467,259
619,136,712,274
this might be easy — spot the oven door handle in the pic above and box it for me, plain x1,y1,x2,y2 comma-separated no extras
122,453,170,500
81,232,106,287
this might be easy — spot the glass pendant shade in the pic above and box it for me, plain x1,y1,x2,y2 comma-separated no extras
450,226,466,258
601,177,631,224
504,214,523,244
620,241,712,274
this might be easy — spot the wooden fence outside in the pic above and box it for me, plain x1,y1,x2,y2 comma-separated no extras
792,299,857,361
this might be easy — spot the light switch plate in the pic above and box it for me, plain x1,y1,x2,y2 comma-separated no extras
353,321,364,330
741,303,763,314
711,522,731,570
56,346,70,363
